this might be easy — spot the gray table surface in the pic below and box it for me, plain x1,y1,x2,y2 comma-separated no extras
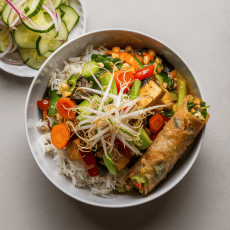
0,0,229,229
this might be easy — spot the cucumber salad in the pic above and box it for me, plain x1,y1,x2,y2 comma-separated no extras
37,44,206,196
0,0,79,69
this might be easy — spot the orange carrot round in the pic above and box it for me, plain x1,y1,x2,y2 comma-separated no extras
51,122,71,149
57,98,76,119
149,114,164,133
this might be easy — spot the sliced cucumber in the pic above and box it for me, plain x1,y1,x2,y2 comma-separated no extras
22,10,55,33
82,61,100,78
25,0,44,18
0,0,6,13
1,0,19,25
43,51,53,58
44,0,62,9
18,48,47,70
54,19,68,40
0,29,10,53
14,24,40,49
36,20,68,55
59,5,79,32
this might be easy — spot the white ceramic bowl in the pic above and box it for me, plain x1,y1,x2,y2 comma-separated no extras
25,29,206,208
0,0,86,77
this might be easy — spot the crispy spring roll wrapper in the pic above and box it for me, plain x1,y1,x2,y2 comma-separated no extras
125,95,210,195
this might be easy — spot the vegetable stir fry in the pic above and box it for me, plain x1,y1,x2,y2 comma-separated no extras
37,44,209,196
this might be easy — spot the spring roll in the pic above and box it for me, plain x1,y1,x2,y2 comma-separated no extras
125,95,210,195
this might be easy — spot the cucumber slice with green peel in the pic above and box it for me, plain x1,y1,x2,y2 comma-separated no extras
36,20,68,55
59,5,79,32
0,29,10,53
18,48,47,70
43,0,62,9
22,10,55,33
43,51,53,58
55,19,68,40
0,0,6,13
169,91,178,101
1,0,19,25
82,61,100,78
14,24,40,49
25,0,44,18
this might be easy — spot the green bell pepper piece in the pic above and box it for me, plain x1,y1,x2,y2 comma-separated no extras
67,74,80,92
99,73,118,102
129,79,141,100
103,153,119,176
47,88,62,115
134,56,145,69
176,78,187,110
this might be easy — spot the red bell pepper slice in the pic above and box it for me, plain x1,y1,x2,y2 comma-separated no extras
133,65,155,81
79,150,99,177
115,139,132,158
37,98,50,111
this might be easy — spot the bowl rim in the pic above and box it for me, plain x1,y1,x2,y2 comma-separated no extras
25,28,206,208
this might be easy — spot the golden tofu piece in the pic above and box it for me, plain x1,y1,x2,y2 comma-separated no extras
66,138,82,161
114,152,130,172
138,80,165,107
157,86,174,110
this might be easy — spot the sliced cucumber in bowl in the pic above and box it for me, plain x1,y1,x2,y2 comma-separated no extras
59,4,79,32
36,19,68,55
18,48,47,70
14,24,40,49
1,0,19,25
0,0,6,13
43,0,62,10
0,28,10,53
22,10,55,33
24,0,44,18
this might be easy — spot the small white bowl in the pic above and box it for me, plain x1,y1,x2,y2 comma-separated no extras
0,0,86,77
25,29,206,208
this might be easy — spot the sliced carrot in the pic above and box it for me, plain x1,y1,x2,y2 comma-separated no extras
43,110,48,120
114,70,134,93
149,114,164,133
56,98,76,119
134,52,144,64
118,52,139,70
143,52,154,62
135,182,144,190
51,122,71,149
106,50,115,55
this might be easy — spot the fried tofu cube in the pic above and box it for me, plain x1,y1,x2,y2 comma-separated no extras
114,152,130,172
158,87,174,110
138,80,165,107
66,138,82,161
